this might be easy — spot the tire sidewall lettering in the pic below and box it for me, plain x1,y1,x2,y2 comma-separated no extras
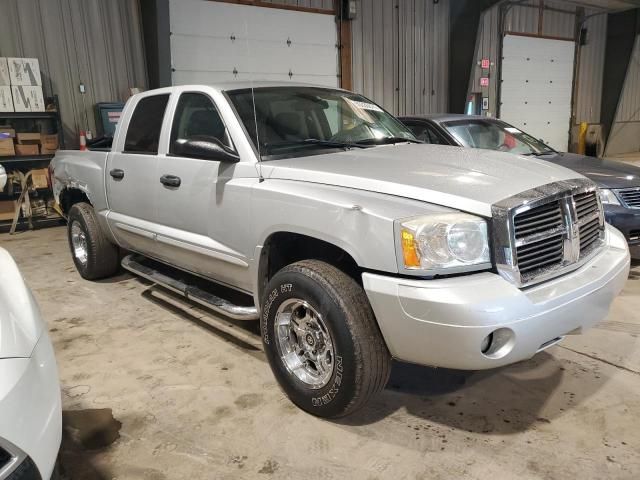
311,355,343,407
262,283,294,345
261,287,279,345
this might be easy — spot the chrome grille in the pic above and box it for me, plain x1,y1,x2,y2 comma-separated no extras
575,191,601,253
513,201,563,237
616,187,640,208
492,179,605,288
513,201,565,276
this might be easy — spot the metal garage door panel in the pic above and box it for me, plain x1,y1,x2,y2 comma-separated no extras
169,0,338,87
171,35,337,77
170,0,335,43
173,70,337,88
500,35,575,151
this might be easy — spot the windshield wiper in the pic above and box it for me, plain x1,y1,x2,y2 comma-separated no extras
355,136,422,146
263,139,367,153
522,150,556,156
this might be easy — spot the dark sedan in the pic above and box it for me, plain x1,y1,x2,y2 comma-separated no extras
400,114,640,257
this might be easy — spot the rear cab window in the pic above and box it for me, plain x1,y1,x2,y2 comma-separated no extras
404,121,446,145
124,94,170,154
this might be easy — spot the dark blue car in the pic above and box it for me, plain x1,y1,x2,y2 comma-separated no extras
400,114,640,258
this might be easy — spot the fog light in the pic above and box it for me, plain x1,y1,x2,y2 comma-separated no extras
480,328,515,358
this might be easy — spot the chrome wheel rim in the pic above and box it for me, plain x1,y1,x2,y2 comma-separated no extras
274,298,335,389
70,221,88,265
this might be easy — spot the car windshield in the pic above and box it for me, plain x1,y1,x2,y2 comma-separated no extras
441,119,555,156
227,87,417,159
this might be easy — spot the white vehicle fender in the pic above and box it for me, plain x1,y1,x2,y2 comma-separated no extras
0,248,44,359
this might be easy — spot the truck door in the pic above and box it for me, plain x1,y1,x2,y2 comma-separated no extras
153,91,252,292
105,93,170,256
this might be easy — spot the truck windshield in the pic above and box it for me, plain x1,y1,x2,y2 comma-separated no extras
441,119,556,156
227,87,418,159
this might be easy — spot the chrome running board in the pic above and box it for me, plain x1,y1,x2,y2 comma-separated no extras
121,254,259,321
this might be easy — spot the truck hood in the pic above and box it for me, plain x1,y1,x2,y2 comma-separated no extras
262,144,584,217
0,248,44,358
536,152,640,189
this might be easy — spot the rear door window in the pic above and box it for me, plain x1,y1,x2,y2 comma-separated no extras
124,94,170,154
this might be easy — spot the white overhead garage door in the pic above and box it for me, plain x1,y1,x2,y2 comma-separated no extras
500,35,575,151
169,0,338,87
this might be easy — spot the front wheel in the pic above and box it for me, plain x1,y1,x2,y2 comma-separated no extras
261,260,391,418
67,203,119,280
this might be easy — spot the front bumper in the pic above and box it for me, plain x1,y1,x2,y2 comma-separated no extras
363,225,630,370
0,334,62,480
604,204,640,257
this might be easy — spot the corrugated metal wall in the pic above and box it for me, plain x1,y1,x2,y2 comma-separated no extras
469,0,607,126
606,34,640,155
351,0,449,115
0,0,148,148
470,4,501,116
575,12,607,124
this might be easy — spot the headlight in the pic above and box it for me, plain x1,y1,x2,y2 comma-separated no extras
599,188,620,206
397,213,491,272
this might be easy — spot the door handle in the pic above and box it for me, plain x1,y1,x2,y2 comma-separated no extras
109,169,125,180
160,174,181,188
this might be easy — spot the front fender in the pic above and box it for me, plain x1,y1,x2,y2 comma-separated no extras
251,179,457,273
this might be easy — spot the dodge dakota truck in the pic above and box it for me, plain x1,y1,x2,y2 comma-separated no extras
52,83,630,418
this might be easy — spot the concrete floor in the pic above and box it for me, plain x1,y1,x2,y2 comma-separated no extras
2,226,640,480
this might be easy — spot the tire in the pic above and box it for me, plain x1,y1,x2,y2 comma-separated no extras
261,260,391,418
67,202,119,280
50,459,64,480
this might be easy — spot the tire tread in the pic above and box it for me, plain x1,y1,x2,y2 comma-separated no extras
68,203,119,280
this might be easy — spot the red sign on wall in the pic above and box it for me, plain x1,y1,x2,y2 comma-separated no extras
480,77,489,87
481,58,490,69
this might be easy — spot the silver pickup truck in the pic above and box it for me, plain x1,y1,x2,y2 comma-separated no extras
52,83,630,418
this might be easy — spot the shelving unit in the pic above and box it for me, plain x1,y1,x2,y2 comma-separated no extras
0,96,65,234
0,154,55,170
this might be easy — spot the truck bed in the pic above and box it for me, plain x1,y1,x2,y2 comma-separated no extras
51,149,110,213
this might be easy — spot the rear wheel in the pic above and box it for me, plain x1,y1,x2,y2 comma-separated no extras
261,260,391,418
67,203,119,280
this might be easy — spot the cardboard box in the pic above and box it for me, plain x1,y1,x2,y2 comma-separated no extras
12,85,45,112
0,58,10,86
7,58,42,86
0,86,13,112
31,168,49,189
16,132,40,144
0,200,17,221
0,138,15,156
15,143,39,156
0,127,15,138
41,133,58,150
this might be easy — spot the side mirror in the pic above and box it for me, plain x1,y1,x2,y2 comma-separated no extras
173,137,240,163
